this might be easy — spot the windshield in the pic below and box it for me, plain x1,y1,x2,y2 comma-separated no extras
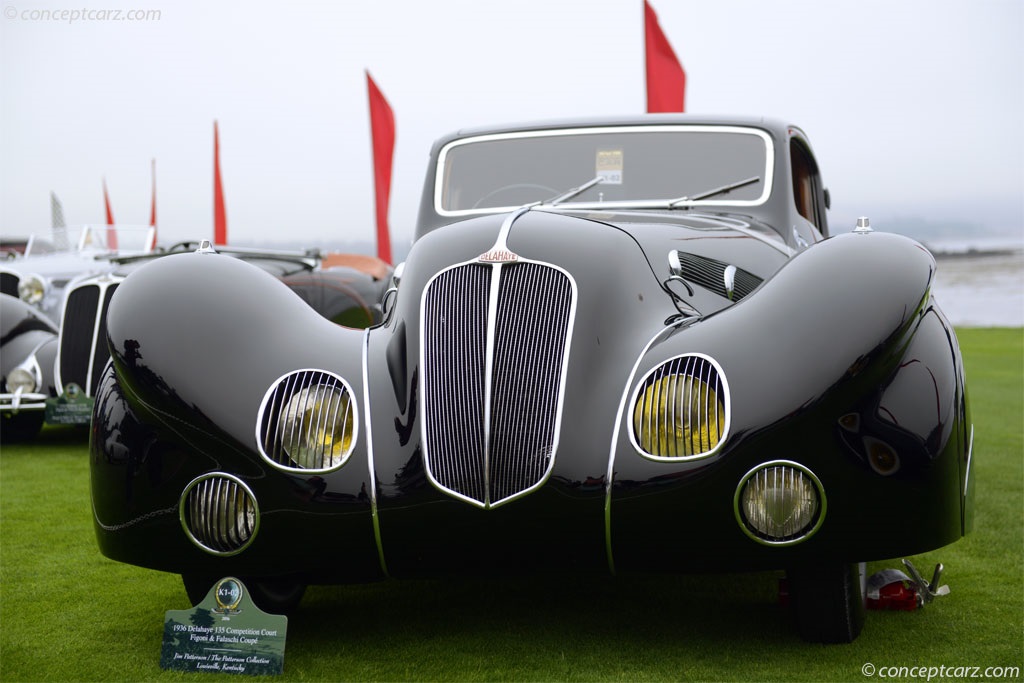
435,125,774,216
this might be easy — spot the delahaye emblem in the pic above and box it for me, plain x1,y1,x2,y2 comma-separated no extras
478,248,519,264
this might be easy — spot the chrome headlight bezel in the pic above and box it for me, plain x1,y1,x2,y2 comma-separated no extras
628,353,730,461
179,472,259,556
734,460,826,546
256,369,358,473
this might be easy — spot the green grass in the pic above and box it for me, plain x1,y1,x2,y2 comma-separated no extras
2,328,1021,681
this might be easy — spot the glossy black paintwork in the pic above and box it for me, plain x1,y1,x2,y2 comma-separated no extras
91,117,970,585
1,293,58,394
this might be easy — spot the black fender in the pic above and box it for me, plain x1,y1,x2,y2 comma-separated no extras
104,252,367,450
610,231,968,569
93,252,382,581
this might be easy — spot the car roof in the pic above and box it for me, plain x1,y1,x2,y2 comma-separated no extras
429,114,798,152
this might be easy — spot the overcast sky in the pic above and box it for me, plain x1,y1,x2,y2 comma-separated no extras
1,0,1021,251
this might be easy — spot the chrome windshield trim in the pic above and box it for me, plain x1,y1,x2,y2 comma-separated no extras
435,125,775,217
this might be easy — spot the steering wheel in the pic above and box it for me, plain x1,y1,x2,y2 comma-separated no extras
472,183,559,209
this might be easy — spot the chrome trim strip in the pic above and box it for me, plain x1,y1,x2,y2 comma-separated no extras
0,393,48,411
604,321,687,575
435,125,776,217
626,352,732,462
480,264,504,507
732,460,827,547
963,423,974,499
363,328,390,577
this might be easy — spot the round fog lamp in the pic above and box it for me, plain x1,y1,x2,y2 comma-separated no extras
5,367,37,394
735,461,824,545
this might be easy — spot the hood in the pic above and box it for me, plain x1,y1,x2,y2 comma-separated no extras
400,208,792,321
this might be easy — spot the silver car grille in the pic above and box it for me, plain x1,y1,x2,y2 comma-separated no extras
422,261,575,508
58,279,121,396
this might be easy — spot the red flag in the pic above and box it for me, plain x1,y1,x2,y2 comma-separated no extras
644,0,686,113
103,178,119,250
366,71,394,264
213,121,227,246
148,159,158,251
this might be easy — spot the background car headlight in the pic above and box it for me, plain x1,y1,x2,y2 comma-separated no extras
257,369,357,472
735,461,825,545
631,354,728,459
17,274,46,305
5,367,37,394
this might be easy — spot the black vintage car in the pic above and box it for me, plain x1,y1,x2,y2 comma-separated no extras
90,116,973,643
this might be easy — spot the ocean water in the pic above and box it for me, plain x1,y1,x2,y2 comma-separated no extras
925,237,1023,328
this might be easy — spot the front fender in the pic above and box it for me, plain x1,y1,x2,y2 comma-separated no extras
104,252,367,451
610,231,967,568
93,252,381,580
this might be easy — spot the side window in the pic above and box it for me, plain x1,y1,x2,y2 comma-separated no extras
790,139,826,236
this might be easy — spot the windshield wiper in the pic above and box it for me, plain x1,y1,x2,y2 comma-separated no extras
667,176,761,208
537,176,605,207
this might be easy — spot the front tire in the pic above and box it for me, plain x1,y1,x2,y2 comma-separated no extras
787,562,865,643
182,574,307,615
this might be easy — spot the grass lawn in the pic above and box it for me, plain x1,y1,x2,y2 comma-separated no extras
1,328,1021,681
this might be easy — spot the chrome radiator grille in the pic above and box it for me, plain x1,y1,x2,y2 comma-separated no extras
422,261,575,508
58,280,120,396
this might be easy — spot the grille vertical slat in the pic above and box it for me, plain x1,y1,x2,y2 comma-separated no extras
58,281,120,397
423,261,574,507
423,265,490,504
59,285,100,392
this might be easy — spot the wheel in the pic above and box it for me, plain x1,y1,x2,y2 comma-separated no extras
472,183,559,208
182,574,307,615
1,411,44,443
787,562,865,643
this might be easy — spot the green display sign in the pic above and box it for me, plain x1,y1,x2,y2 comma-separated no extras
44,383,93,425
160,577,288,676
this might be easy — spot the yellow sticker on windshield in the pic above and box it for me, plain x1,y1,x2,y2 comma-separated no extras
596,150,623,185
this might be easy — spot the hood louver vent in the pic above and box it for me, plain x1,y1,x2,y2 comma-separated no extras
674,252,763,301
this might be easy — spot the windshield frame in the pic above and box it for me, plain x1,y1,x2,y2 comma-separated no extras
433,125,776,218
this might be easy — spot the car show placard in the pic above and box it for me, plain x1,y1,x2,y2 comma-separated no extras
160,577,287,676
44,382,93,425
